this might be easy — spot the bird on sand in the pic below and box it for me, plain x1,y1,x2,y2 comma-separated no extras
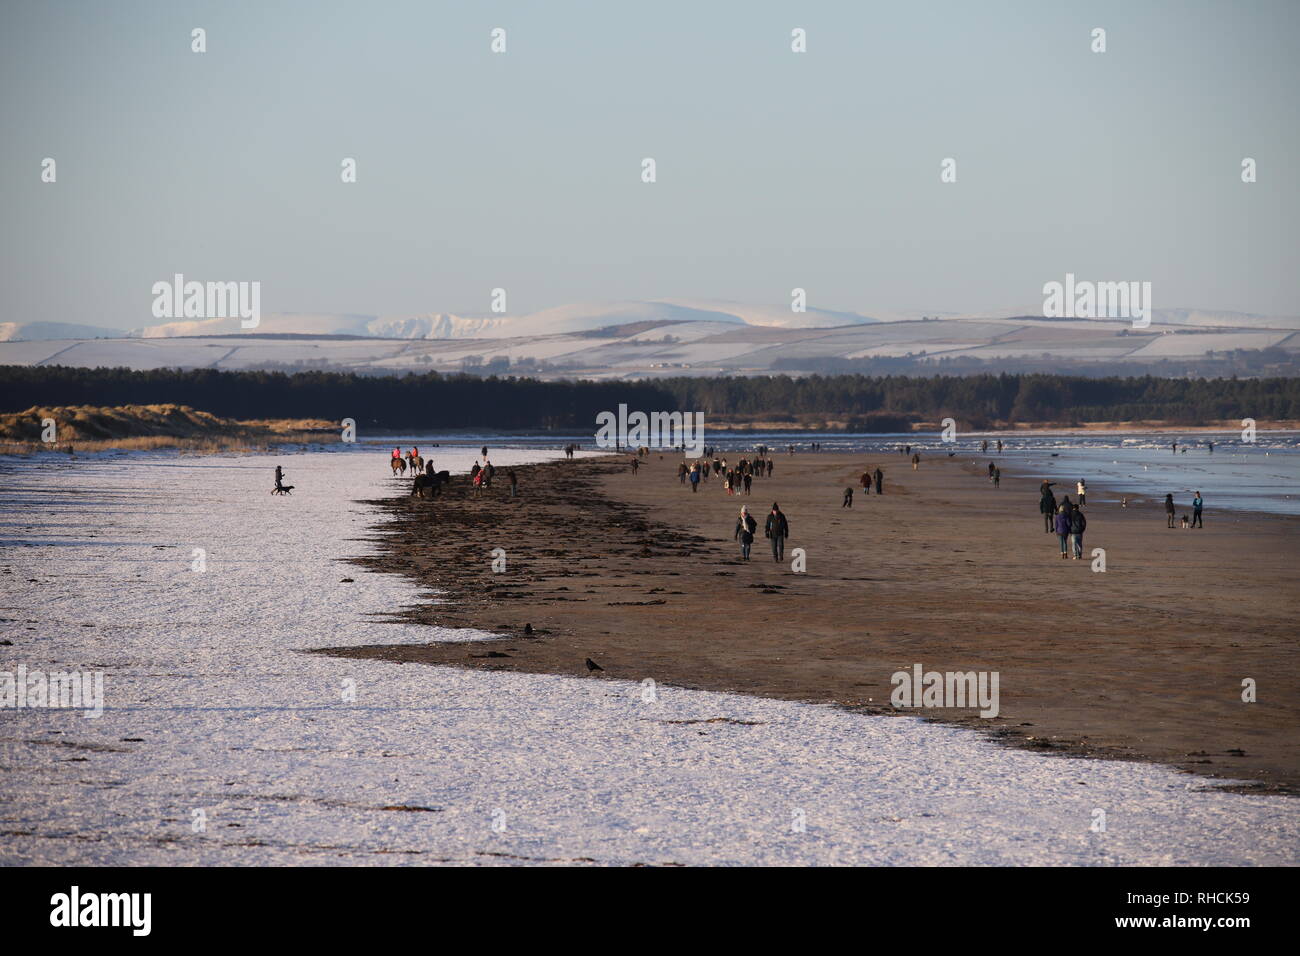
585,658,604,673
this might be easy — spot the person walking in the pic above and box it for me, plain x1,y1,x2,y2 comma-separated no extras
630,457,639,475
993,466,1001,488
1077,479,1087,507
911,452,920,471
765,503,789,563
1039,481,1057,532
678,461,688,484
1054,505,1072,559
1069,504,1086,559
874,467,883,494
734,506,757,561
861,471,872,493
508,470,518,497
690,465,700,493
1192,491,1204,528
1165,493,1176,528
743,473,752,495
842,486,853,508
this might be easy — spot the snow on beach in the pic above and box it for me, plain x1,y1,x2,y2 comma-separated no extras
0,447,1296,866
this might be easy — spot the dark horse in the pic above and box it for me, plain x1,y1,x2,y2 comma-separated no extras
411,469,451,499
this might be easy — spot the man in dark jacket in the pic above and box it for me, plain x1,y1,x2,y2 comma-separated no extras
873,467,883,494
1069,506,1086,559
765,504,790,562
1039,482,1056,532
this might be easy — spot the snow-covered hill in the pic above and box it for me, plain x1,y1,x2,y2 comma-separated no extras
0,321,128,342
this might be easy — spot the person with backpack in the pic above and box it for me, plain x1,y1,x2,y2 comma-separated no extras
765,503,790,563
734,506,757,561
1069,504,1086,559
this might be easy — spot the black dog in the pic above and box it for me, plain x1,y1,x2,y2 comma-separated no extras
271,484,294,495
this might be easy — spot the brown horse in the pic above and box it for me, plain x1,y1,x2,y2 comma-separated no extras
391,456,406,476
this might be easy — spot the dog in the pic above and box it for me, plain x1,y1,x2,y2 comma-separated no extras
271,484,294,496
1180,514,1189,528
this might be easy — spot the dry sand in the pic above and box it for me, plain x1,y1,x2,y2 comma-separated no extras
319,451,1300,794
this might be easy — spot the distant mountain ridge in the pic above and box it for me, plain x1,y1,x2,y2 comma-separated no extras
2,300,1297,345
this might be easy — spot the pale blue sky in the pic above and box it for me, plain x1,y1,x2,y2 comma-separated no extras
2,0,1297,329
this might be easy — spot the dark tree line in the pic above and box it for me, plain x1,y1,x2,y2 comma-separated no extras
655,373,1300,426
1,366,1296,430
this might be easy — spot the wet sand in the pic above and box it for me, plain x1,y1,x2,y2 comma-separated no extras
318,452,1300,793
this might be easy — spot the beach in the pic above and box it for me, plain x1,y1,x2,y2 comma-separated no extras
329,450,1300,793
2,445,1297,865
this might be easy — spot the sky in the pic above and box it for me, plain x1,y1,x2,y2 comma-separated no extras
2,0,1297,331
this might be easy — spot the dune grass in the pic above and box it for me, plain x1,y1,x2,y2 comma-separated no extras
0,404,337,454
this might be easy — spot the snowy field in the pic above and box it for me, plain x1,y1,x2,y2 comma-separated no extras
1,446,1296,866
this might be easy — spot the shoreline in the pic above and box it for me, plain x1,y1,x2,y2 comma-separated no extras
317,451,1300,795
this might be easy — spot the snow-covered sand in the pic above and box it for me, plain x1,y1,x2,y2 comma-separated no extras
1,447,1295,866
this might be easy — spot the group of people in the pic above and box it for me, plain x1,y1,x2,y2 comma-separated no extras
1039,475,1208,558
1165,491,1205,528
842,468,884,506
733,503,790,562
1039,480,1088,559
680,454,773,494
